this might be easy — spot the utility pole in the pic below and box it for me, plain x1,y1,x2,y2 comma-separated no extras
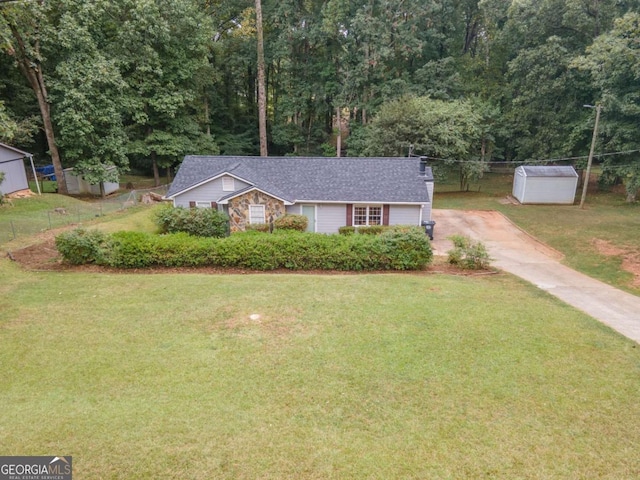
580,104,601,209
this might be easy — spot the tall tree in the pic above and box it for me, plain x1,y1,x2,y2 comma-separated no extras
573,12,640,201
207,2,260,154
48,0,128,189
255,0,267,156
506,36,592,161
353,95,485,190
498,0,640,162
116,0,218,186
0,1,67,192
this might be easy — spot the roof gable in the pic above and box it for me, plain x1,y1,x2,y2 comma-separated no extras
167,156,433,204
218,185,293,205
0,143,32,164
168,169,254,198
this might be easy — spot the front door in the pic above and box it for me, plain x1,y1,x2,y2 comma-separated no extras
301,205,316,232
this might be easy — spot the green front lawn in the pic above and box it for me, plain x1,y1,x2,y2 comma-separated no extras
28,180,58,194
0,194,161,248
1,262,639,478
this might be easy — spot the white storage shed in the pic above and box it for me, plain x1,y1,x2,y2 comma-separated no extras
512,166,578,204
64,166,120,196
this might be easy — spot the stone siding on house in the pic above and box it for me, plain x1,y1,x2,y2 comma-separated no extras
228,190,286,232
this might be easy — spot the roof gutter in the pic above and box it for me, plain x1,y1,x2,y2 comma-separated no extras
293,200,429,205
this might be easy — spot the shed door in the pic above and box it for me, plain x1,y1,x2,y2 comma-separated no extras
302,205,316,232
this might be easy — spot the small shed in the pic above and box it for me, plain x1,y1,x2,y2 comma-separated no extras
64,166,120,196
512,166,579,204
0,143,33,194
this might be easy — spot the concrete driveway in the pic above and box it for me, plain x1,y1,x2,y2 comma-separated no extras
430,209,640,344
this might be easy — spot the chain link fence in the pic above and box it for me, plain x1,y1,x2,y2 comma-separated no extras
0,185,168,245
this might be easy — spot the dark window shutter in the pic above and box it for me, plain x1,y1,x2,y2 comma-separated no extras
383,204,390,226
346,204,353,226
189,201,196,208
211,201,218,209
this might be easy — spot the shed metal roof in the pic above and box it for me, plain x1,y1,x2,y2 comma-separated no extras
518,165,578,177
167,156,433,204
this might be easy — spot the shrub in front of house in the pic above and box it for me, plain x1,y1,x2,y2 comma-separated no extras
57,227,433,271
378,226,433,270
447,234,492,270
245,223,270,233
338,225,385,235
274,214,308,232
356,225,387,235
338,226,356,235
107,231,158,268
339,225,415,235
154,205,229,238
55,228,112,265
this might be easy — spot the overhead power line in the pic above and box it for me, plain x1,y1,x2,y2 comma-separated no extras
416,149,640,165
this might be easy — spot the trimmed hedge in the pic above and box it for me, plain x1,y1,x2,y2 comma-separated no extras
338,226,356,235
55,228,112,265
274,214,308,231
154,205,229,238
246,223,270,233
338,225,397,235
56,226,433,271
356,225,386,235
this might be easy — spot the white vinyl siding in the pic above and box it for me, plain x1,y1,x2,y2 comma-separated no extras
421,203,432,223
389,205,422,225
286,204,345,234
512,166,578,204
517,177,577,204
0,159,28,194
286,203,427,234
222,176,235,191
249,205,266,224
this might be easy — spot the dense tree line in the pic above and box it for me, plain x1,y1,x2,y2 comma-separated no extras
1,0,639,198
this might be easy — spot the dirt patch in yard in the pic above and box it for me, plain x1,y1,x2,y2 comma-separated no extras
593,239,640,287
8,236,66,270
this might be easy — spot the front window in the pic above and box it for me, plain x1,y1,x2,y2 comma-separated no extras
195,201,211,208
249,204,265,224
353,205,382,226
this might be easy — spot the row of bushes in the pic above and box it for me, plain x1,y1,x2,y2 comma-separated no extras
155,206,310,237
55,226,433,271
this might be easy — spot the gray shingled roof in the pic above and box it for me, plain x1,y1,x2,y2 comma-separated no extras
167,156,433,204
520,166,578,177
